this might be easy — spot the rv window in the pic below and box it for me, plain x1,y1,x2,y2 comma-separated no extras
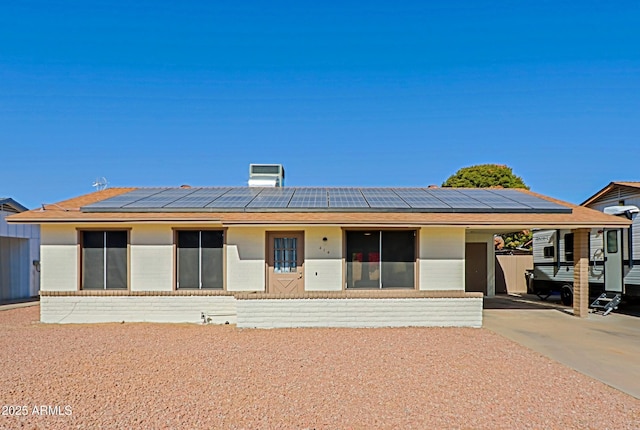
564,233,574,261
606,230,618,254
543,246,554,258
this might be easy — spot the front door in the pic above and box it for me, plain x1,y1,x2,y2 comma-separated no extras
465,242,487,294
267,232,304,294
604,229,623,293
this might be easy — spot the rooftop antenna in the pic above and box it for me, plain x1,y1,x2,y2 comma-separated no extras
92,176,108,191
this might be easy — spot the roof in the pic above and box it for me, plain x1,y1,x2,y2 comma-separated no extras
581,181,640,206
0,198,29,213
6,186,631,229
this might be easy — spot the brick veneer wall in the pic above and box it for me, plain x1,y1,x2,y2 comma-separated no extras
40,296,237,324
39,291,483,327
236,298,483,328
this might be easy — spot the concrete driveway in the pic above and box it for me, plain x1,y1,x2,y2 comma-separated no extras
484,295,640,399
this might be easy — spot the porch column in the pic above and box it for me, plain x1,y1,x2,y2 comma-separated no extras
572,228,590,317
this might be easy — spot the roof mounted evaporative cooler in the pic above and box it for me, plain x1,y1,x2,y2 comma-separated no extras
248,164,285,187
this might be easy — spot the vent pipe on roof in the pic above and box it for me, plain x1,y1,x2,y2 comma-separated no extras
248,164,285,187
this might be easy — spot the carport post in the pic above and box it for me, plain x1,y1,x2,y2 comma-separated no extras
572,228,590,318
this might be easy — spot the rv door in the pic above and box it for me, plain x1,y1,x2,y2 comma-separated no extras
604,229,623,293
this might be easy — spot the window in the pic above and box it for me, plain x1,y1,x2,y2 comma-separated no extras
606,230,618,254
564,233,574,261
81,231,128,289
543,246,555,258
176,230,223,289
273,237,297,273
346,230,415,289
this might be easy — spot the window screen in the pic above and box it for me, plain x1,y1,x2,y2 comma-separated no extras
381,231,415,288
82,231,127,289
177,230,224,289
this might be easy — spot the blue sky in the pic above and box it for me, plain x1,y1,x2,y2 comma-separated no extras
1,1,639,208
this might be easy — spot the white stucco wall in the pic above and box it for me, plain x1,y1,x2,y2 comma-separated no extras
40,225,78,292
226,227,266,291
419,227,465,291
304,227,343,291
130,224,173,292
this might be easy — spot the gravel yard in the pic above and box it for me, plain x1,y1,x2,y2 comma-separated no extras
1,306,639,429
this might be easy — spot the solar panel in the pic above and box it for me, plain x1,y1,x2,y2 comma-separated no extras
361,188,409,208
392,188,451,209
247,188,295,208
164,188,232,208
205,188,261,209
328,188,368,208
122,188,197,208
82,188,166,209
488,189,569,210
424,189,491,210
288,188,328,208
455,189,530,210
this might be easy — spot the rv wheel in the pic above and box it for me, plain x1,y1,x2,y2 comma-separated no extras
560,284,573,306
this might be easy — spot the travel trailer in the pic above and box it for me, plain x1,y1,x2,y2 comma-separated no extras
532,182,640,306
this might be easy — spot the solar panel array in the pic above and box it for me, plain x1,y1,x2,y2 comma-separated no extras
82,187,571,213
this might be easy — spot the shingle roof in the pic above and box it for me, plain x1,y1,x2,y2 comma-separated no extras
6,186,630,229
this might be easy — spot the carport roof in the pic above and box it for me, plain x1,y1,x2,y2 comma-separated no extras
6,186,631,229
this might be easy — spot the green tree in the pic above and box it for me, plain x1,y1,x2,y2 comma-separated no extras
442,164,529,189
443,164,532,250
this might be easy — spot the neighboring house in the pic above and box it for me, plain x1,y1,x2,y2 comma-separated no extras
0,198,40,302
532,182,640,305
7,175,627,327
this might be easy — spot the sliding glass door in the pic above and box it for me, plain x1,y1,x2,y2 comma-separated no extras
346,230,415,289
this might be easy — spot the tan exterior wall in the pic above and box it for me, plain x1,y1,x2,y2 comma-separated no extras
40,224,475,295
130,224,173,292
419,227,465,291
495,254,533,294
226,227,266,291
40,225,78,292
304,227,343,291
